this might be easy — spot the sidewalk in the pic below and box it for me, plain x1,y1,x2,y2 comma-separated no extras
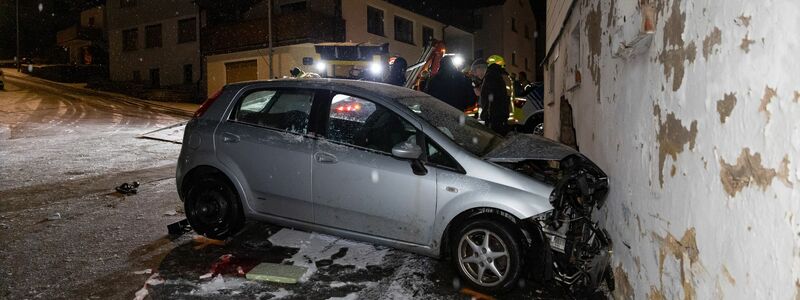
2,68,200,116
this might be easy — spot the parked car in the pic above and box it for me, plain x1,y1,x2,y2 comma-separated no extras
176,79,613,294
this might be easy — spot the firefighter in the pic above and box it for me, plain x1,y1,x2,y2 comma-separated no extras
480,55,511,135
425,55,475,111
385,56,408,86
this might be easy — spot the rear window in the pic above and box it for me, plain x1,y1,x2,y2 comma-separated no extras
232,89,314,134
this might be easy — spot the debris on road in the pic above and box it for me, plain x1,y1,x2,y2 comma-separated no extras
460,288,496,300
246,262,308,284
193,235,226,249
133,269,153,275
167,219,191,235
139,122,187,144
133,273,164,300
163,210,177,216
202,254,259,279
46,212,62,221
115,182,139,195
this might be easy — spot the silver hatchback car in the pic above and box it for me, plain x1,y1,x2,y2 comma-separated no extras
177,79,613,294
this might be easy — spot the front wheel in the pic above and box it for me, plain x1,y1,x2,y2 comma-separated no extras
451,219,523,293
184,176,244,240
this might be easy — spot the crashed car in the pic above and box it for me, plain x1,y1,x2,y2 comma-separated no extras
177,79,612,294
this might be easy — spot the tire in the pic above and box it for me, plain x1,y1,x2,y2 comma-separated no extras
522,113,544,135
451,219,523,293
184,176,244,240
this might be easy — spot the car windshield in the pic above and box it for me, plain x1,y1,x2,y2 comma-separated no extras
397,96,504,157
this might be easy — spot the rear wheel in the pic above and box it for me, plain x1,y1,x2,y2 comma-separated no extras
451,219,523,293
184,176,244,240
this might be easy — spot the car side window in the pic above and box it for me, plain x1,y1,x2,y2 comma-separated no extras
426,137,459,170
326,94,417,153
233,89,314,134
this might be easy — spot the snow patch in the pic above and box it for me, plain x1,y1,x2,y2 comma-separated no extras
192,275,249,295
267,229,388,282
327,292,359,300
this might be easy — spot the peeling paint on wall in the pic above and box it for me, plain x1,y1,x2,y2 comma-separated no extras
778,155,793,187
655,104,698,187
794,91,799,103
658,0,696,91
722,265,736,285
702,27,722,60
585,2,603,87
719,148,779,197
759,86,777,121
716,93,737,124
649,286,666,300
614,264,634,300
736,14,751,27
740,33,756,53
655,228,700,300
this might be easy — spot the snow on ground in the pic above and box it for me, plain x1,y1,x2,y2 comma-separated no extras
268,228,390,282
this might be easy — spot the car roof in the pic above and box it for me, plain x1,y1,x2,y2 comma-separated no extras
226,78,427,101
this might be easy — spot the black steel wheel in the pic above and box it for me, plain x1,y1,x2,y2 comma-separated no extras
184,176,244,240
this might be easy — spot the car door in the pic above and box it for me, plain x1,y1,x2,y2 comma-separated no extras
312,93,437,245
215,87,320,223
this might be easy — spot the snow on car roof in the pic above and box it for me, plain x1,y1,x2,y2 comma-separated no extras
227,78,427,100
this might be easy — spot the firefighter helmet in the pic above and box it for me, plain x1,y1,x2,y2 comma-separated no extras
486,55,505,67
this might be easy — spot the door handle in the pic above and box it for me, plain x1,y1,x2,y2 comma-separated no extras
315,152,338,164
222,132,240,143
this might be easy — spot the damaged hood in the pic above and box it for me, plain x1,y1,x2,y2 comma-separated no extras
484,134,579,162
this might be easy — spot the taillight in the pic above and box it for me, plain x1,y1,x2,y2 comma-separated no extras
193,89,223,118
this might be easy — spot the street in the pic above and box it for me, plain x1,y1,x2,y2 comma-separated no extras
0,71,562,299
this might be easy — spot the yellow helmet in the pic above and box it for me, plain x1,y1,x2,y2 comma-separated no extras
486,55,505,67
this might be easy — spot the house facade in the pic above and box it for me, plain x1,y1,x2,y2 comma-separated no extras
472,0,537,81
201,0,473,96
56,5,107,65
106,0,200,88
543,1,800,299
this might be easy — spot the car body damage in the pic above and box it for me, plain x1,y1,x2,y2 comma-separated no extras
487,135,613,295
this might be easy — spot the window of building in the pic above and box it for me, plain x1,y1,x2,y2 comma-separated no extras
145,24,162,48
473,13,483,30
512,52,517,66
122,28,138,51
279,1,307,13
394,16,414,45
183,64,193,84
88,17,95,27
525,24,530,39
177,18,197,43
511,18,517,32
120,0,136,8
475,49,484,60
132,70,141,82
422,26,434,47
525,57,529,71
367,6,384,36
149,68,160,87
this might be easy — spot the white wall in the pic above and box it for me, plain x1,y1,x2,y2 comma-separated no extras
545,0,800,298
205,44,319,95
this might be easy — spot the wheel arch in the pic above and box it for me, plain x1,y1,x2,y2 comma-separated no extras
438,207,528,259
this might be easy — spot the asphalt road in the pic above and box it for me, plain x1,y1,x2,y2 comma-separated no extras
0,71,570,300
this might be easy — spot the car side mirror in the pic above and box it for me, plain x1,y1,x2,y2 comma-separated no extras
391,141,422,160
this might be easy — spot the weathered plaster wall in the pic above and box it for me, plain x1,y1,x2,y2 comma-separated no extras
544,0,800,298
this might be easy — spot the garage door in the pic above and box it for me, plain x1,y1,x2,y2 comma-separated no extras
225,60,257,84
